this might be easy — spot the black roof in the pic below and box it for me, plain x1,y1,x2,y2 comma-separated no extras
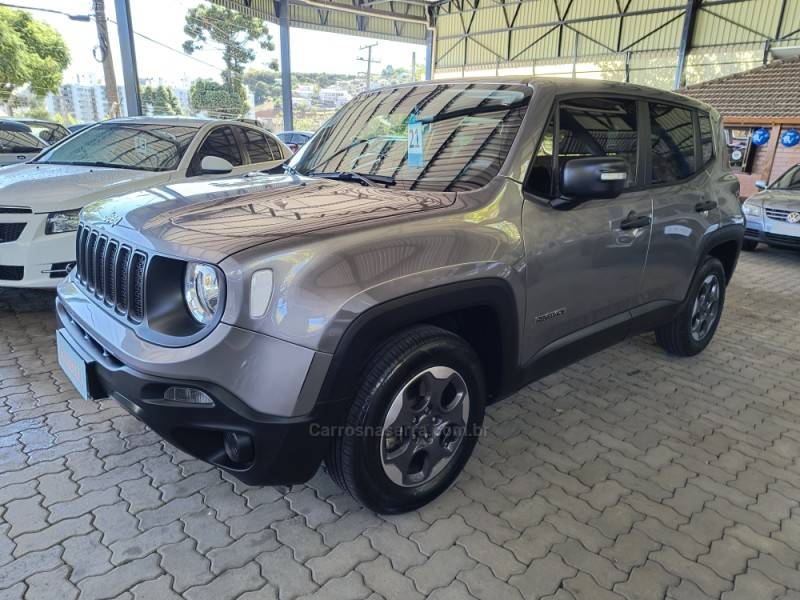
0,120,34,132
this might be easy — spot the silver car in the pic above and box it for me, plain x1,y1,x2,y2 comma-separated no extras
56,78,744,513
742,163,800,251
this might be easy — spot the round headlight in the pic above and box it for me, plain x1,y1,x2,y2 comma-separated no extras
184,262,222,325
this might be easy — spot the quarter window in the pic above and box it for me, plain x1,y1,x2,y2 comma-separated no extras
649,103,696,183
265,135,283,160
699,112,714,165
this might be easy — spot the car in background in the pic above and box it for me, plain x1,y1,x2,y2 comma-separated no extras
0,120,47,167
742,163,800,251
11,118,71,144
0,117,290,288
277,130,314,153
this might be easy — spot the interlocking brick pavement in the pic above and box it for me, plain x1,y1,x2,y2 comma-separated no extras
2,247,800,599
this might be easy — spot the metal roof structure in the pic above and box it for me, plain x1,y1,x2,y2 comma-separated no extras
111,0,800,130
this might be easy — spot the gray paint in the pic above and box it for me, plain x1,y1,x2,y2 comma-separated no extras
62,76,744,419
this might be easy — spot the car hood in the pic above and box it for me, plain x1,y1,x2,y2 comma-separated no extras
81,174,456,263
757,189,800,211
0,163,165,212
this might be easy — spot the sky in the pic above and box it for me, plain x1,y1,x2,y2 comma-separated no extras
7,0,426,87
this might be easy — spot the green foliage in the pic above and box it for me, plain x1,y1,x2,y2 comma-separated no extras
0,7,70,109
189,78,247,118
142,85,182,116
183,5,278,118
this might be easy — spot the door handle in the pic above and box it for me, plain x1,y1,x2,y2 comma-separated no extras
620,211,652,230
695,200,717,212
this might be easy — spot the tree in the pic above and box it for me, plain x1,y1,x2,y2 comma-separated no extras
0,7,70,114
142,85,183,116
189,78,247,119
244,68,281,105
183,5,276,117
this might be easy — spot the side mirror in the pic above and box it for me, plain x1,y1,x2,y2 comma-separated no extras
755,180,767,190
561,157,628,201
199,155,234,175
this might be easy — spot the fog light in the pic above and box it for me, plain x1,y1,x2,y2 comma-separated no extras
163,386,214,405
224,431,254,464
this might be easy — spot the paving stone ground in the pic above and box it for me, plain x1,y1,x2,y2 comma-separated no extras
2,247,800,600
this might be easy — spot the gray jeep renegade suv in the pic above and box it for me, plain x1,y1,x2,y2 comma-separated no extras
56,78,744,513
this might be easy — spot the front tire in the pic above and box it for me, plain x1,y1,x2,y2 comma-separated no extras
655,256,726,357
326,325,486,513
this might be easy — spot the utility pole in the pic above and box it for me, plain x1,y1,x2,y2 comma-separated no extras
411,51,416,82
93,0,121,117
357,43,380,91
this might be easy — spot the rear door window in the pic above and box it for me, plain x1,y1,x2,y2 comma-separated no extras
194,126,243,168
649,103,696,183
240,127,274,163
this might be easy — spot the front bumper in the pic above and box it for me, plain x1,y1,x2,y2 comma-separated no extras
0,212,76,288
57,282,342,485
744,218,800,249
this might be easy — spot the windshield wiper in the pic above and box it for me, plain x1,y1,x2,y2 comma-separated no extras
308,171,396,187
38,160,156,171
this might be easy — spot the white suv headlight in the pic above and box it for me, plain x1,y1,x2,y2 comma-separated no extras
45,209,81,234
184,262,222,325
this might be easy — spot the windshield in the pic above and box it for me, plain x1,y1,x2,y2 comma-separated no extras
771,164,800,190
0,128,45,153
35,123,199,171
291,83,531,191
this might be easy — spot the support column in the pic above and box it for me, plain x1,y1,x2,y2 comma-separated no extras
425,29,433,80
278,0,294,131
113,0,141,116
674,0,700,90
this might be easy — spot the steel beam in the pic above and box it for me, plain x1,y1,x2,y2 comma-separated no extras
674,0,700,89
278,0,294,131
425,28,434,79
113,0,141,116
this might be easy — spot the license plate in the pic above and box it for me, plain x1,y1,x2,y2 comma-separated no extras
57,331,92,400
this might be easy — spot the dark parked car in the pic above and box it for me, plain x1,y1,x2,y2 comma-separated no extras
56,78,744,513
277,130,313,153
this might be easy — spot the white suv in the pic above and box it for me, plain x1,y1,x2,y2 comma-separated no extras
0,117,289,288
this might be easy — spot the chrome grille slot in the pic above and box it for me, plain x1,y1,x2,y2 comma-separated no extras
74,225,148,323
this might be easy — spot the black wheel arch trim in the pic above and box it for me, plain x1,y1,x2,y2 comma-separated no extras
316,278,520,410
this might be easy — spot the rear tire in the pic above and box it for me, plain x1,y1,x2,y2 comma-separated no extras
742,239,758,251
326,325,486,513
655,257,726,357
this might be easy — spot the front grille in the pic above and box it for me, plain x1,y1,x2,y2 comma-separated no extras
75,224,147,321
766,233,800,247
0,265,24,281
744,228,759,237
0,206,32,214
765,207,798,222
0,223,25,243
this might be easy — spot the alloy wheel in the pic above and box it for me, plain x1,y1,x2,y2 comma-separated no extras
380,366,470,487
690,274,720,342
